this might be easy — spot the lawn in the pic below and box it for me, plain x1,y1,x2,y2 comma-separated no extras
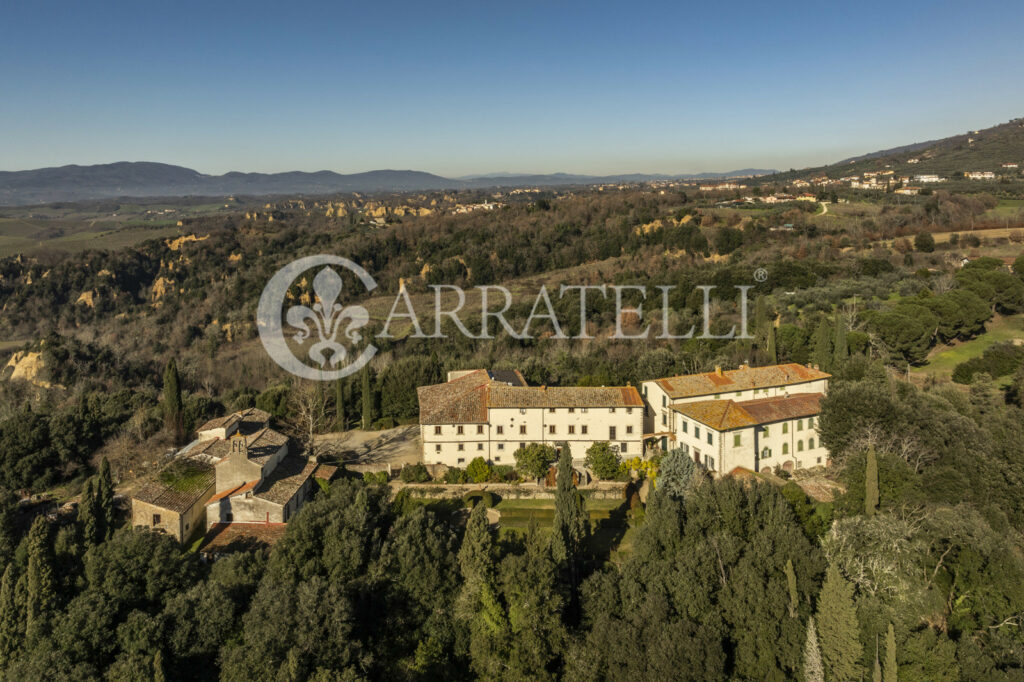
914,314,1024,379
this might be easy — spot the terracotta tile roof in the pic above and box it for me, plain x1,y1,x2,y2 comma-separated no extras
196,407,272,435
654,363,830,399
672,393,823,431
418,370,493,424
188,438,231,460
314,464,338,480
418,370,642,424
200,522,287,554
133,458,215,514
206,479,260,504
253,456,318,505
487,385,643,409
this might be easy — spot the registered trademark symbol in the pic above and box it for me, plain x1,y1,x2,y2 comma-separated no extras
754,268,768,283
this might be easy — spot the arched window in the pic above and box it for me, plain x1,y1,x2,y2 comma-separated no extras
797,440,804,452
808,438,815,449
782,443,789,455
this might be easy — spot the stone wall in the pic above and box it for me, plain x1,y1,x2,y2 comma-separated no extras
392,480,628,501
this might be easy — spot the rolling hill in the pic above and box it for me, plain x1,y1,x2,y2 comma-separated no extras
0,163,775,205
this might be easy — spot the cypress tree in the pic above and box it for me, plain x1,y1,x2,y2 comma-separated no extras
816,563,863,682
833,313,848,367
163,358,183,441
551,443,587,625
79,477,100,545
865,446,879,517
873,637,882,682
786,558,798,618
803,615,824,682
0,564,20,664
334,378,347,431
811,317,833,372
25,516,56,644
766,324,778,364
754,296,770,362
97,457,116,540
883,623,897,682
361,367,376,430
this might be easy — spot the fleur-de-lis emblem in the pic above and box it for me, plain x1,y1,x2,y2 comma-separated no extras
285,267,369,368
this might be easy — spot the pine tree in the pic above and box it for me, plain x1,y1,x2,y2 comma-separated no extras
883,623,897,682
865,446,879,517
803,615,824,682
816,563,863,682
833,313,848,368
163,358,183,442
334,378,347,431
0,564,21,664
786,558,799,618
551,443,587,625
25,516,57,644
811,318,833,372
361,367,376,430
97,457,116,540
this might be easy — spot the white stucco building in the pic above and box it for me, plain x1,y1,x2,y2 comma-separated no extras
418,370,644,467
640,363,831,474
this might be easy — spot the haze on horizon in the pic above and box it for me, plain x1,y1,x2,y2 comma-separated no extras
3,0,1024,177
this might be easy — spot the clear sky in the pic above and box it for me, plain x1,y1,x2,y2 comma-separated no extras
3,0,1024,177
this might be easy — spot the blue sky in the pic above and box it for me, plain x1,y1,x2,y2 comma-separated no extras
2,0,1024,176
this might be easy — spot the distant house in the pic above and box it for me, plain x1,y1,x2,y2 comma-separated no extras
894,186,922,195
1001,162,1019,169
915,174,945,183
965,171,996,180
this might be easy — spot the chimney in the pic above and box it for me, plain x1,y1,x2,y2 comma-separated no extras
715,365,723,376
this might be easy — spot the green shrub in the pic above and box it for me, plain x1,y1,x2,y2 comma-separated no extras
399,463,431,483
463,490,497,508
466,456,491,483
362,470,389,485
443,467,468,484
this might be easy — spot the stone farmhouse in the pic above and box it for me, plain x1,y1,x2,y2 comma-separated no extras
131,407,334,543
641,363,831,474
418,370,644,467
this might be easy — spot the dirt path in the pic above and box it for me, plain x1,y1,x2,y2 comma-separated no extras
314,424,422,467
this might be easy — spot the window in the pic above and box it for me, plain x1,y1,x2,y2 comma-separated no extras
457,457,465,464
621,442,628,453
496,425,503,435
783,443,789,455
808,417,815,428
714,394,720,400
435,444,441,452
519,442,526,450
458,444,464,451
808,438,815,449
520,425,527,435
476,425,484,435
225,512,233,522
797,440,804,452
626,425,633,434
568,407,575,413
762,425,769,436
581,425,588,434
695,426,701,439
682,421,688,434
662,414,667,426
706,432,713,445
185,521,190,530
609,407,616,413
497,443,505,450
704,455,715,470
661,395,666,407
735,391,742,397
477,443,484,450
494,457,501,462
733,433,741,447
782,422,789,434
549,425,556,435
519,408,526,414
797,420,803,431
568,425,576,434
626,408,633,415
152,514,161,525
609,426,617,440
457,425,464,435
548,408,556,414
581,408,588,413
434,426,441,435
816,457,822,464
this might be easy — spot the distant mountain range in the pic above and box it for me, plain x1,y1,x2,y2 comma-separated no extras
0,163,776,205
